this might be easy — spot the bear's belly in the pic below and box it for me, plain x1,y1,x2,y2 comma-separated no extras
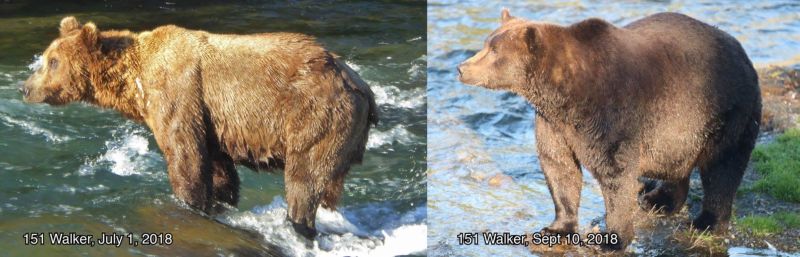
234,156,285,172
635,139,705,181
215,129,287,171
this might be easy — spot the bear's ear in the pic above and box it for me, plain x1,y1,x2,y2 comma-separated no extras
501,8,514,24
59,16,81,36
80,22,99,50
569,18,613,42
523,26,538,51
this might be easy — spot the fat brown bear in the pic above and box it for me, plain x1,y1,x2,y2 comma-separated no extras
22,17,378,239
458,10,760,250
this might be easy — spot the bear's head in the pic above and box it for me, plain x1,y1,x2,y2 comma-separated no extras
22,16,100,105
457,9,539,91
458,9,612,93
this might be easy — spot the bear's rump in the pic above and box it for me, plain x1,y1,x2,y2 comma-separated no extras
199,59,369,171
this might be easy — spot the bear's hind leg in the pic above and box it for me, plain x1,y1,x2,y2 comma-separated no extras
694,153,748,233
211,152,240,207
693,118,757,233
321,171,347,210
284,153,324,239
640,177,690,214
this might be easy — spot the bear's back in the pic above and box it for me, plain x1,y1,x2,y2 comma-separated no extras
611,13,760,172
132,26,373,165
619,12,759,111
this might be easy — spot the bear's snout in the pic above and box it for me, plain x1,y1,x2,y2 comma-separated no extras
20,78,44,103
457,62,472,83
457,61,480,86
19,82,30,98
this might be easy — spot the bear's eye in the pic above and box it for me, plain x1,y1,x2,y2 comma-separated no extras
48,58,58,70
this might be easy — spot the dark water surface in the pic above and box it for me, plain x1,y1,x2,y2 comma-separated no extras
0,1,426,256
427,0,799,256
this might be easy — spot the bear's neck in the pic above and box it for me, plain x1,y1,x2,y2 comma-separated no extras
517,38,614,131
518,82,571,123
86,31,144,121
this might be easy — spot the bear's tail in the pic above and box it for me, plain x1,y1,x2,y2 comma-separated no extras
334,58,379,126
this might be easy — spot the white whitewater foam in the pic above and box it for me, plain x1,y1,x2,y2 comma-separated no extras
345,60,424,109
367,125,416,149
370,224,427,256
345,61,362,72
78,125,160,177
0,115,71,143
222,196,427,257
28,54,43,71
371,83,425,109
316,208,368,237
101,134,149,176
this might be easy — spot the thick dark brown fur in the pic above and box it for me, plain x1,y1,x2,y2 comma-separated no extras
22,17,378,238
458,10,760,250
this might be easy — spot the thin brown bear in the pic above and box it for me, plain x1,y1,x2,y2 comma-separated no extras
22,16,379,239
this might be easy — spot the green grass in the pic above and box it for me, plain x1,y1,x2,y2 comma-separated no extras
738,216,782,236
774,212,800,228
750,128,800,202
737,212,800,236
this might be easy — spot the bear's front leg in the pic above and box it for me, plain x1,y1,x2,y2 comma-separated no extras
595,168,639,251
157,138,213,214
535,116,582,235
159,124,214,213
149,86,214,214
